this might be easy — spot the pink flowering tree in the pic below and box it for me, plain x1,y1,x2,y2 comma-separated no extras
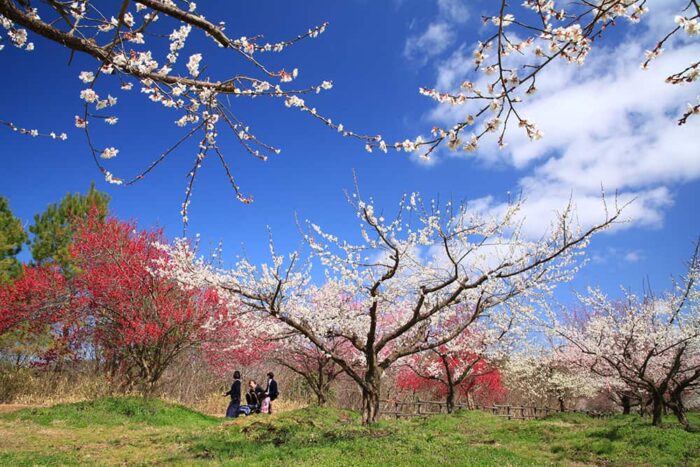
548,243,700,427
271,332,352,406
396,327,506,412
161,189,621,424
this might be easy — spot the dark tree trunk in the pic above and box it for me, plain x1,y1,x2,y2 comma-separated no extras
361,368,382,425
558,397,566,413
651,393,664,427
621,395,631,415
668,392,690,430
317,390,326,406
446,387,455,414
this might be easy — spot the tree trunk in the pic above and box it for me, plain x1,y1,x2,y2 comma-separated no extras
651,393,664,427
668,392,690,430
317,390,326,406
558,397,566,413
361,368,381,424
621,395,631,415
446,387,455,414
670,403,690,429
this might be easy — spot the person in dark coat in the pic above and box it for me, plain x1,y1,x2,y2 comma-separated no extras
224,370,242,418
265,372,279,414
246,380,261,412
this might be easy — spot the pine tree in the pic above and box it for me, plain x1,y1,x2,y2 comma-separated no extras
0,197,28,284
28,184,110,271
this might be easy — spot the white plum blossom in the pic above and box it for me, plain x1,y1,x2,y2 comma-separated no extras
186,53,202,77
78,71,95,83
104,170,122,185
79,88,99,103
100,147,119,159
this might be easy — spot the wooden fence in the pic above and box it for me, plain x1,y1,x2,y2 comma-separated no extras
378,399,613,420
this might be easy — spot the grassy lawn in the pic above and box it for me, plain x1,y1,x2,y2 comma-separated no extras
0,398,698,466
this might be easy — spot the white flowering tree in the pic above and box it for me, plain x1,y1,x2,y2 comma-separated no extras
503,347,601,411
549,243,700,427
380,0,700,159
0,0,383,224
2,1,697,218
161,190,621,423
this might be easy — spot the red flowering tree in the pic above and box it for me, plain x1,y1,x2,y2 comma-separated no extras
0,212,251,393
0,264,85,369
396,329,505,413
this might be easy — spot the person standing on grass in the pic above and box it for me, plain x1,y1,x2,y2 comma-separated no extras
224,370,242,418
265,372,279,414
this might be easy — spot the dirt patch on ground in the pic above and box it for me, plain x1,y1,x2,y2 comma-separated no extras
544,420,577,428
0,404,42,414
469,439,502,447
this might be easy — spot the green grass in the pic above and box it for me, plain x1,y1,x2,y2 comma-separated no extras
1,398,698,466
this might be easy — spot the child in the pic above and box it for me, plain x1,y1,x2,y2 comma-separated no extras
246,380,260,413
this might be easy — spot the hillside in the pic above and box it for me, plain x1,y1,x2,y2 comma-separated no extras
0,398,698,465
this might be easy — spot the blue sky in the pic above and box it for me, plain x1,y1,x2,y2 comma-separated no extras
1,0,698,302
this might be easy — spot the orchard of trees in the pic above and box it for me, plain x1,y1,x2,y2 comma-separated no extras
1,186,697,428
0,0,698,433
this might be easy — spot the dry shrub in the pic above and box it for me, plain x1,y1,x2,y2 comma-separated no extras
0,367,112,405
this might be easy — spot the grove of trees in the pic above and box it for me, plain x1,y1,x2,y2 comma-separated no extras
0,0,698,432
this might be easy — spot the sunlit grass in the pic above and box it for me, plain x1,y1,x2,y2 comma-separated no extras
0,397,698,465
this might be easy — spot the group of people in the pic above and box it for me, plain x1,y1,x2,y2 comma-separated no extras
224,371,279,418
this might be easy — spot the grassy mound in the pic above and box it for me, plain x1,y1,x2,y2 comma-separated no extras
2,396,218,428
184,407,700,465
1,398,699,465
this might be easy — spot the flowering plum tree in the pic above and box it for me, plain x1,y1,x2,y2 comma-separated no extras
387,0,700,159
161,190,622,423
0,263,81,369
271,333,349,406
396,327,505,412
503,347,600,411
2,1,696,216
0,212,246,393
0,0,383,224
549,243,700,427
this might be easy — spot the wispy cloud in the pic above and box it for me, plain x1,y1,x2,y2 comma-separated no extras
403,0,469,64
404,22,455,62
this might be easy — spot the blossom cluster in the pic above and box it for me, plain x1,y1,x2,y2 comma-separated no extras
382,0,698,159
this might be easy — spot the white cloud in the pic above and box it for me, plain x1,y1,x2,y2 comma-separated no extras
403,0,469,63
404,22,455,61
591,247,645,265
623,251,644,263
435,0,469,23
421,16,700,239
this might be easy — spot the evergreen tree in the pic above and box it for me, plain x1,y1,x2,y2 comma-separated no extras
0,197,28,284
29,184,110,271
